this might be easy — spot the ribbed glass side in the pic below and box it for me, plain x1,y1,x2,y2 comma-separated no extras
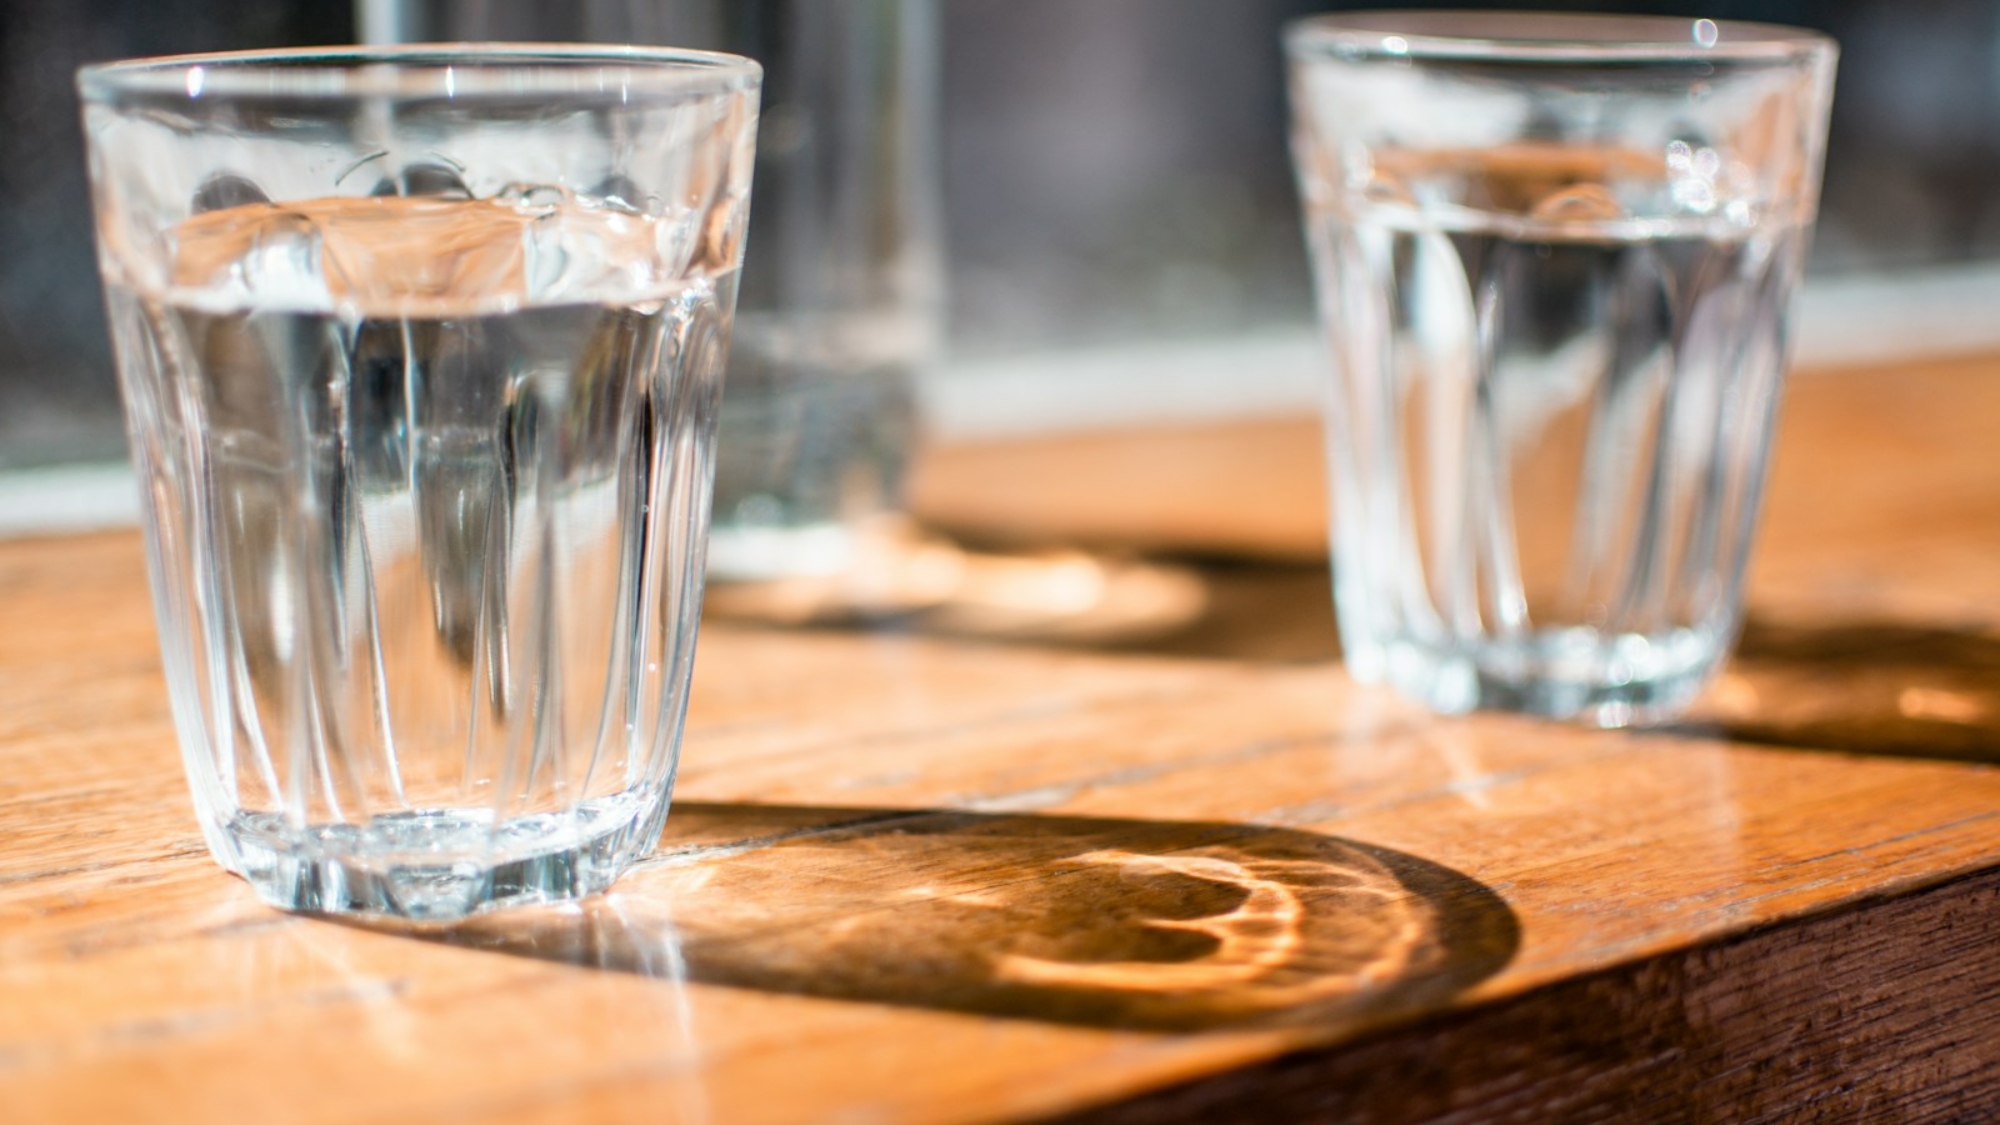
1308,204,1802,726
109,274,733,921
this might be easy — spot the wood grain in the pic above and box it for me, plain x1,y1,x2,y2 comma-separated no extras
4,356,2000,1124
1051,867,2000,1125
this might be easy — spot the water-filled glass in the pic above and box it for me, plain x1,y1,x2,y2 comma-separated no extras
1287,14,1836,725
79,46,761,920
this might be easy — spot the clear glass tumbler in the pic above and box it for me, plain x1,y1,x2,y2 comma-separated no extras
79,46,761,920
1287,14,1837,726
370,1,944,583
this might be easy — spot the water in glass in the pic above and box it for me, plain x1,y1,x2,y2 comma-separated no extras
1309,145,1807,724
106,189,733,918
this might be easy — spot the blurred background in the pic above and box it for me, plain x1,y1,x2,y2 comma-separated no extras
4,1,1998,522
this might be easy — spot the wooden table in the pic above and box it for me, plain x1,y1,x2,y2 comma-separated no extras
4,356,2000,1123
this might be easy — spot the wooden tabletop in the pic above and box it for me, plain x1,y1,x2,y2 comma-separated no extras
5,355,2000,1124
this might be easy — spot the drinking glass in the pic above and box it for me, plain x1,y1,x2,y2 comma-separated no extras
1287,14,1836,726
79,46,760,920
372,0,944,583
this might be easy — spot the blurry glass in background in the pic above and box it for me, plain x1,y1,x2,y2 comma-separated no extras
1288,12,1836,724
373,0,944,583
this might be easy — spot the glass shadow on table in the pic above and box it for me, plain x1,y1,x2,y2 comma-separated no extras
1679,617,2000,766
416,802,1519,1034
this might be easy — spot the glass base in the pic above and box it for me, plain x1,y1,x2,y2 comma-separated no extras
213,788,671,923
1361,625,1726,728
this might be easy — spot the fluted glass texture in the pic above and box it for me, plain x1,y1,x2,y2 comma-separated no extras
80,47,760,920
1288,16,1836,725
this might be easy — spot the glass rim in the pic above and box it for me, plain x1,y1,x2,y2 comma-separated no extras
77,42,762,103
1286,10,1835,64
